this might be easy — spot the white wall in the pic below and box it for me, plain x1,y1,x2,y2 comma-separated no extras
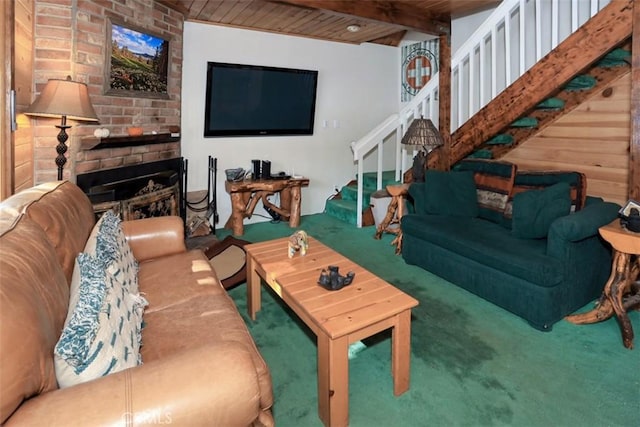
181,23,398,229
451,7,495,55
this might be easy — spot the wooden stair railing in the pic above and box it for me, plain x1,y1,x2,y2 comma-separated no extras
441,0,635,167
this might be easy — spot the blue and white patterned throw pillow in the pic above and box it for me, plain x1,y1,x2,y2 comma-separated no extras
54,254,142,387
89,210,139,295
54,211,148,388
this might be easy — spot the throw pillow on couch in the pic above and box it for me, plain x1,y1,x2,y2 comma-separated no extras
54,211,147,388
423,170,479,218
511,181,572,239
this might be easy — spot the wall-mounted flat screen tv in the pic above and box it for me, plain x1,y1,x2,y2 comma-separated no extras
204,62,318,137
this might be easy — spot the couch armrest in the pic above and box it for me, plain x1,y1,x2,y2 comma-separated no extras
6,342,264,427
547,201,620,254
408,183,426,215
121,216,186,262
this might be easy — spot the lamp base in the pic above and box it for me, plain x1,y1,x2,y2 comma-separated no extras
55,124,71,180
412,151,427,182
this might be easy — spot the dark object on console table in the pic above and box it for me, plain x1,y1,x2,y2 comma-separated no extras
401,159,621,331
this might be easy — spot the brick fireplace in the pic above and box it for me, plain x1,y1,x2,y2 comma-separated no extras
76,156,183,221
30,0,184,183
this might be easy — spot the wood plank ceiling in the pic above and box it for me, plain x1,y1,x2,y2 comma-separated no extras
158,0,501,46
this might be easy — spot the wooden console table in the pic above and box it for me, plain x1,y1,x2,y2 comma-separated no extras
565,220,640,349
224,177,309,236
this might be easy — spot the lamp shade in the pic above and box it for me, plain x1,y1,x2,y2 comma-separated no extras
25,77,99,122
401,117,443,152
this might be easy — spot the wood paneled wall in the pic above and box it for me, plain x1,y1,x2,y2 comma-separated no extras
13,0,34,192
502,72,631,206
1,1,10,199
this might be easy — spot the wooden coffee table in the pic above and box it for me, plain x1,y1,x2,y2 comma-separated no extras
245,236,419,427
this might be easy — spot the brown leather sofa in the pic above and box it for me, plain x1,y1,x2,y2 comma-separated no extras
0,181,274,426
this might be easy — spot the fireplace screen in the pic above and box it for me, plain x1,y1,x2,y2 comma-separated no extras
122,181,179,220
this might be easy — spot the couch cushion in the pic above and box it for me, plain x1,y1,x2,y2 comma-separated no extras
138,249,274,414
54,253,142,388
457,159,517,225
512,182,572,239
401,214,563,287
423,170,479,217
504,171,587,225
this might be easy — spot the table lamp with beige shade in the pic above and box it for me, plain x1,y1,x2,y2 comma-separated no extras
25,76,99,180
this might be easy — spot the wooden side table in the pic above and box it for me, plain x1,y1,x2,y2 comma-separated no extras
565,220,640,349
224,177,309,236
374,183,410,254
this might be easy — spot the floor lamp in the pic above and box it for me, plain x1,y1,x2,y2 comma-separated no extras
400,117,444,182
25,76,99,180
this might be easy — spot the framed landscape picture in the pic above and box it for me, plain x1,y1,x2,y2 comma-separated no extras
105,19,170,98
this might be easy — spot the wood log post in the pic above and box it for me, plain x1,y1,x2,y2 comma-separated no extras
261,192,289,219
289,184,302,227
565,250,637,349
609,252,635,348
227,192,245,236
280,186,292,213
244,191,265,219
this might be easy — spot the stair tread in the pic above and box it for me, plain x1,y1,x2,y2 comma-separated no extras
564,75,597,91
597,48,631,67
324,198,370,226
510,117,538,128
536,98,565,110
486,134,514,145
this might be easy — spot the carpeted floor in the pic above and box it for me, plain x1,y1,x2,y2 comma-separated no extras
217,214,639,427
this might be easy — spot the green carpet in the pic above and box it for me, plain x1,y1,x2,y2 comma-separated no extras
217,214,639,427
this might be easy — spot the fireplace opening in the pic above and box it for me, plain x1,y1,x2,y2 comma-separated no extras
76,158,184,221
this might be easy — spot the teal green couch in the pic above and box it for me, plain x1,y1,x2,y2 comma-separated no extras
401,161,620,331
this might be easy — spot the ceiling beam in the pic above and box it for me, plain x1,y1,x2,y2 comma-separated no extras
273,0,450,36
367,30,407,47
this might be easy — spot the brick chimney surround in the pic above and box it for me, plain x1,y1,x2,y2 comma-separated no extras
32,0,183,183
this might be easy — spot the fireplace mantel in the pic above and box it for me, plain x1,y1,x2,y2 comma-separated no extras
81,133,180,150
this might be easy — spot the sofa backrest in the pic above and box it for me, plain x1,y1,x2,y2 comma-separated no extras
2,181,96,282
0,181,96,423
455,160,588,230
506,170,587,214
457,159,517,227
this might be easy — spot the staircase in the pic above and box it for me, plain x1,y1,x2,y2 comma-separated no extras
462,46,632,162
334,0,634,227
324,171,399,226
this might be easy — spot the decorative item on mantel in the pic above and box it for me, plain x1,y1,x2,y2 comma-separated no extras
168,125,180,138
128,111,144,136
127,126,144,136
93,128,110,138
